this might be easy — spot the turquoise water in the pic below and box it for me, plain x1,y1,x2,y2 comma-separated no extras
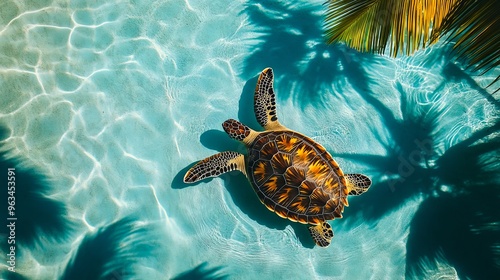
0,0,499,279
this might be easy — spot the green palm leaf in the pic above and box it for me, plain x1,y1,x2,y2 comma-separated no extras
434,1,500,75
324,0,457,56
324,0,500,90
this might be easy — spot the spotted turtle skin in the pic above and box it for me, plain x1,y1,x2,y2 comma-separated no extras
247,130,349,225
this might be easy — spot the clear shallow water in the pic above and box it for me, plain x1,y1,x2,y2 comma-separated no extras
0,0,499,279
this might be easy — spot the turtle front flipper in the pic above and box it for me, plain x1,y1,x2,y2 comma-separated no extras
254,68,286,131
308,222,333,247
345,173,372,196
222,119,259,145
184,151,246,183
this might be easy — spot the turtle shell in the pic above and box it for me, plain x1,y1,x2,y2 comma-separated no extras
247,130,349,225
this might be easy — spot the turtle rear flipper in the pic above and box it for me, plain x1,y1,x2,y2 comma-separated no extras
345,173,372,196
308,222,333,247
254,68,286,131
184,151,246,183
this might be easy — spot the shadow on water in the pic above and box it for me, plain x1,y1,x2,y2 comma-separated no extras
241,0,375,106
172,262,227,280
200,129,242,152
3,272,30,280
406,188,500,279
404,119,500,279
0,144,72,247
0,125,73,279
436,120,500,188
332,61,500,278
442,62,500,110
60,217,159,280
333,65,440,221
332,57,500,278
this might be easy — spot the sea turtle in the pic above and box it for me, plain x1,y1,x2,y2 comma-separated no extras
184,68,371,247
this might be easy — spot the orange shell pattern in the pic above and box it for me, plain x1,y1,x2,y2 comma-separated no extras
247,131,348,225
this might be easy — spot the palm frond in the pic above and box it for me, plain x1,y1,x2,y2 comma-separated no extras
434,1,500,80
324,0,500,91
324,0,457,56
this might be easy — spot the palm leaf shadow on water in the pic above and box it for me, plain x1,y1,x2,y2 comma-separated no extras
60,217,160,280
332,54,500,278
334,62,441,220
172,262,227,280
241,0,372,106
2,271,30,280
405,120,500,279
441,61,500,111
0,125,73,279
